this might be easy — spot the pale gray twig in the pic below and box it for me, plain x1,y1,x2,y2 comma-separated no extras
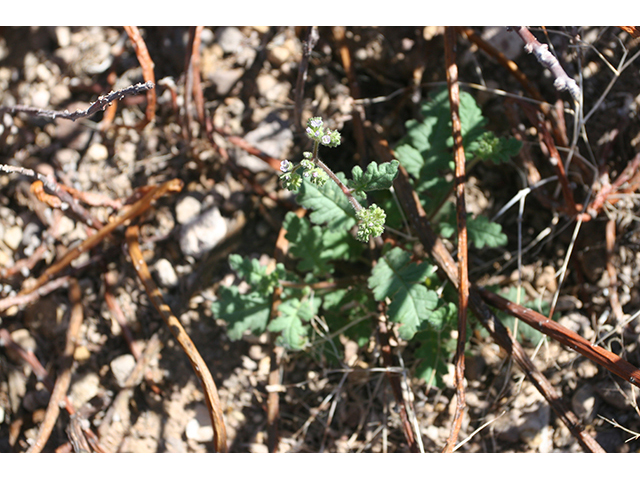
511,27,581,102
0,81,154,121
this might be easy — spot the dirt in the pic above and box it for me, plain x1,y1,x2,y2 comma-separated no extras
0,26,639,453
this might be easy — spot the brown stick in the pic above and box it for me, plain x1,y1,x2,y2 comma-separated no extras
377,313,419,452
442,26,468,453
294,26,319,132
123,26,156,126
125,225,228,452
27,279,84,453
333,26,367,165
17,179,183,298
479,288,640,387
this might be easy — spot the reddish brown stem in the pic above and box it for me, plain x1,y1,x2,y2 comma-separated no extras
443,26,468,453
480,288,640,387
388,160,604,452
123,26,156,126
126,225,228,452
17,179,183,299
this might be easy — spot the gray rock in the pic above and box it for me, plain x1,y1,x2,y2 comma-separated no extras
179,206,227,258
235,115,292,172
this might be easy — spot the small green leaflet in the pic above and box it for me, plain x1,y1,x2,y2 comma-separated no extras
268,296,320,350
228,254,283,295
283,212,334,276
348,160,399,193
394,88,487,190
439,213,508,249
297,172,356,231
283,212,364,277
212,287,271,341
368,247,439,340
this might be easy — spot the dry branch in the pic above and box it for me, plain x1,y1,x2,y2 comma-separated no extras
443,26,468,453
125,225,228,453
27,279,84,453
0,81,154,121
511,26,581,102
123,27,156,126
479,288,640,387
16,179,183,299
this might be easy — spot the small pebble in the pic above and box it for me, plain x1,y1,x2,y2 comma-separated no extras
110,354,136,388
153,258,179,289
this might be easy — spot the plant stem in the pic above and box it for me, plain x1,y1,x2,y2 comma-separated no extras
314,155,363,213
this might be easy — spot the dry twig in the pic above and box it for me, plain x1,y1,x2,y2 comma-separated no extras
125,225,228,452
511,26,581,102
123,27,156,126
15,179,183,299
0,81,154,121
27,279,84,453
442,26,468,453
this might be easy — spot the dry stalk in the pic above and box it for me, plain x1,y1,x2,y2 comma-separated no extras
27,279,84,453
123,27,156,126
442,26,468,453
0,81,154,121
510,26,581,102
294,26,319,132
125,225,228,452
479,288,640,387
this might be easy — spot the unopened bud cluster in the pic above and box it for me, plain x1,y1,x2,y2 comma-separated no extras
355,204,386,242
280,118,341,192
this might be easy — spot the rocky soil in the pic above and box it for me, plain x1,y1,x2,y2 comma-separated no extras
0,26,639,453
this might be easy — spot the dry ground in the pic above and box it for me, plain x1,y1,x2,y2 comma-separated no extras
0,26,639,453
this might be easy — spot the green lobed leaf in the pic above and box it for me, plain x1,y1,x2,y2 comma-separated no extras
368,247,439,340
439,213,508,249
268,296,320,350
283,212,334,276
212,286,272,341
414,328,454,389
228,254,284,295
296,172,356,231
348,160,400,193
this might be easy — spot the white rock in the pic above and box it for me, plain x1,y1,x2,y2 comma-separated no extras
153,258,179,289
185,403,214,442
179,206,227,258
110,354,136,388
175,195,201,225
69,372,100,409
3,225,22,250
86,142,109,162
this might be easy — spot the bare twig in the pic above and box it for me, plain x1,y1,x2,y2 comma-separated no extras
387,158,604,453
0,164,104,229
511,26,581,102
28,279,84,453
443,26,468,453
0,81,154,121
479,288,640,387
377,313,420,452
333,26,367,165
294,26,319,132
123,27,156,126
125,225,228,452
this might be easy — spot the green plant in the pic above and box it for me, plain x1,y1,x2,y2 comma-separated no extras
213,91,521,387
